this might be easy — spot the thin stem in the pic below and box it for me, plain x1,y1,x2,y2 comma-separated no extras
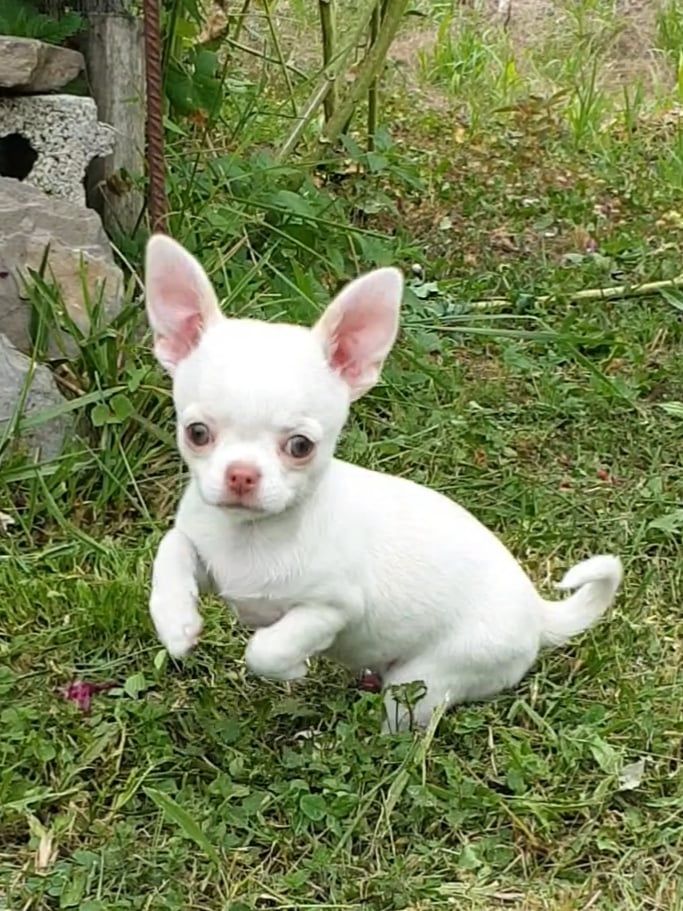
318,0,339,124
275,79,332,162
276,0,378,160
497,0,512,28
261,0,298,116
553,274,683,303
324,0,409,145
222,35,307,78
367,1,381,151
231,0,252,45
467,274,683,309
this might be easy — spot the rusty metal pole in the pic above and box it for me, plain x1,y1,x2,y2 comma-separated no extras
142,0,168,233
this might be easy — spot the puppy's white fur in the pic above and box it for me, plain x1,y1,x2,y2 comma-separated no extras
145,235,622,731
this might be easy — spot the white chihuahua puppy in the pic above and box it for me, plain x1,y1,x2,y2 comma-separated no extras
145,235,622,731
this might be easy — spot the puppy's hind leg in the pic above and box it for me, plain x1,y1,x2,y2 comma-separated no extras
381,657,465,734
381,644,538,733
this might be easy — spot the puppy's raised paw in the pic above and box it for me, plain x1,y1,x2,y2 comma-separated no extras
150,595,203,659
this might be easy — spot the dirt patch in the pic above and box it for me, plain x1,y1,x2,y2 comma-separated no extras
389,0,672,99
388,25,454,112
508,0,669,91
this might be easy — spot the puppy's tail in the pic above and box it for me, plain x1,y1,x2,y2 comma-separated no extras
539,555,622,648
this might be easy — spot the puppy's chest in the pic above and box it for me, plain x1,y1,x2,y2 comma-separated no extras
230,596,291,629
191,520,313,606
211,542,312,630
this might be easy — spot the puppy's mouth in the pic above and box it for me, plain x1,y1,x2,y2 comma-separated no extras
217,497,291,519
196,482,289,516
221,500,265,513
205,492,265,512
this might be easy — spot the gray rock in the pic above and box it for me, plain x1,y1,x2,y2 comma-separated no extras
0,333,72,462
0,177,124,358
0,37,84,92
0,94,115,206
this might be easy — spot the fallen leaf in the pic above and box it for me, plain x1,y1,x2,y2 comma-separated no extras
0,510,15,532
473,449,488,468
660,209,683,228
489,228,517,252
618,758,645,791
36,829,56,871
571,225,597,253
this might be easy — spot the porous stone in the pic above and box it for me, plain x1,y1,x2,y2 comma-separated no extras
0,36,84,92
0,94,115,205
0,177,124,358
0,333,72,462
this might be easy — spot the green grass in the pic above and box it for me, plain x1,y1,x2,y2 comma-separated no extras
2,1,683,908
657,0,683,59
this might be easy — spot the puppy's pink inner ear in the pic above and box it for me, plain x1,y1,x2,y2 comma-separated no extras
148,266,210,369
146,234,223,372
156,312,203,364
314,267,402,398
327,301,396,380
328,323,365,381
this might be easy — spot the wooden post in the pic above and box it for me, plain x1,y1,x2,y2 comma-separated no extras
80,12,146,237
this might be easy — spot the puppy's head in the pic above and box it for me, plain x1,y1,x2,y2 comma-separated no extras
145,235,403,518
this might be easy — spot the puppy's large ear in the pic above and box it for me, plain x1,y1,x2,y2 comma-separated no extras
313,267,403,400
145,234,222,373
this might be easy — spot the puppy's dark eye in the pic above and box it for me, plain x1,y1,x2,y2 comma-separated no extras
186,422,212,447
285,435,315,460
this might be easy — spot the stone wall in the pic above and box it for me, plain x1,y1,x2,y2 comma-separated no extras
0,36,124,462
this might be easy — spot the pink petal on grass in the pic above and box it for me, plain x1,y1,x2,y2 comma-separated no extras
60,681,114,712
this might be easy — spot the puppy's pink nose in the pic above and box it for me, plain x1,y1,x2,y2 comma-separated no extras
226,462,261,497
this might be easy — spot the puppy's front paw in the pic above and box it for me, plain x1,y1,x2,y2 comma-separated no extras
150,593,203,658
244,629,308,681
163,618,203,659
